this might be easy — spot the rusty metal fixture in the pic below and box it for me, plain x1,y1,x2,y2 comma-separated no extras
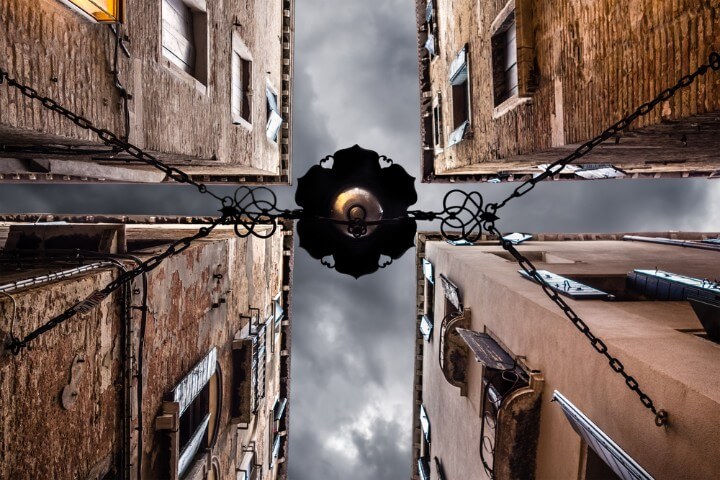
329,187,383,237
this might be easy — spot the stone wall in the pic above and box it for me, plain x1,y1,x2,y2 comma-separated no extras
418,0,720,182
0,0,294,184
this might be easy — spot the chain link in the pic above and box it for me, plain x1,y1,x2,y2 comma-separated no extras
494,51,719,210
489,226,668,426
0,67,224,202
6,218,224,354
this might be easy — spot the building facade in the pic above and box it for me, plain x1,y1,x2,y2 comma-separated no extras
0,0,294,184
0,215,293,480
416,0,720,182
412,231,720,479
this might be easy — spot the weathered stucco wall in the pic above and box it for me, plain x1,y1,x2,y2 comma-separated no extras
416,236,720,479
0,221,291,480
0,270,122,479
418,0,720,181
0,0,294,184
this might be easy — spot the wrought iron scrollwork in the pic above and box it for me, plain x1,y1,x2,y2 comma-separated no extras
220,187,303,239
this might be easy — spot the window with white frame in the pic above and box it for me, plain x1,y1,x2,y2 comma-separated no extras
231,30,253,125
155,347,221,479
418,404,431,480
448,46,470,147
161,0,208,84
266,83,283,142
432,95,443,150
424,0,438,58
553,391,652,480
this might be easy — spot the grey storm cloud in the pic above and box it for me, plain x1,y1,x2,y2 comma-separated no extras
1,0,719,479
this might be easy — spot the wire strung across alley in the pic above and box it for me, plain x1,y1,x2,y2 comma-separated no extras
0,51,718,428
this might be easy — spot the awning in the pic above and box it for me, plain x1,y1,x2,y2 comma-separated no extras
456,329,515,370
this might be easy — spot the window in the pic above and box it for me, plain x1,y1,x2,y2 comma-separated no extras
268,397,287,469
440,273,462,313
420,314,433,341
155,347,220,479
419,404,431,443
424,0,438,58
422,258,434,284
237,449,258,480
58,0,124,23
418,404,431,480
629,269,720,300
448,46,470,147
553,391,653,479
266,83,283,142
162,0,208,84
491,11,518,106
272,294,284,352
490,0,536,112
432,95,443,149
231,31,253,126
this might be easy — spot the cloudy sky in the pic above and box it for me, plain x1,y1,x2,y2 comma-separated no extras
1,0,719,479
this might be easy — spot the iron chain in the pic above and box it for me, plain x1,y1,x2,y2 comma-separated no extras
0,67,223,202
490,226,669,427
6,218,224,354
494,51,720,211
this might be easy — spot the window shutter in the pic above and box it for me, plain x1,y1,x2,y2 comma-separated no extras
266,86,283,141
425,0,433,23
449,48,468,85
162,0,196,74
553,391,653,480
232,51,243,118
447,120,469,147
519,270,609,299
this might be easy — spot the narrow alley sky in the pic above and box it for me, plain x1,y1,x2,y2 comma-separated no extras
0,1,719,479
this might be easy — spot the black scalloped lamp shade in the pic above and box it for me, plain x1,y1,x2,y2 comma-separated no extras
295,145,418,278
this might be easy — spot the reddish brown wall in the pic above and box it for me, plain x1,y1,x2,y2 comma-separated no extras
419,0,720,180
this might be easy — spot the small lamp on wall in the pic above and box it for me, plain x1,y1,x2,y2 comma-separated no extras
57,0,123,23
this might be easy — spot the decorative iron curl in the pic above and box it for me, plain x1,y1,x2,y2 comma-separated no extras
437,190,496,242
221,187,302,239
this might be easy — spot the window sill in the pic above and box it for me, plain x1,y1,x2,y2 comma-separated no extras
493,95,532,119
161,57,208,96
233,116,253,132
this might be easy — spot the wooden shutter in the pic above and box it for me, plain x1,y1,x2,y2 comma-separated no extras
162,0,196,74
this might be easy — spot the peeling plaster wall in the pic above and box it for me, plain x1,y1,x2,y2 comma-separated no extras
0,271,121,480
0,223,290,480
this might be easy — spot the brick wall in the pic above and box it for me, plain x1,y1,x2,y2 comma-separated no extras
0,0,294,184
418,0,720,182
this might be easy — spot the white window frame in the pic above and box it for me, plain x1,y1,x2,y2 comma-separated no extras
265,81,283,143
448,46,471,147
